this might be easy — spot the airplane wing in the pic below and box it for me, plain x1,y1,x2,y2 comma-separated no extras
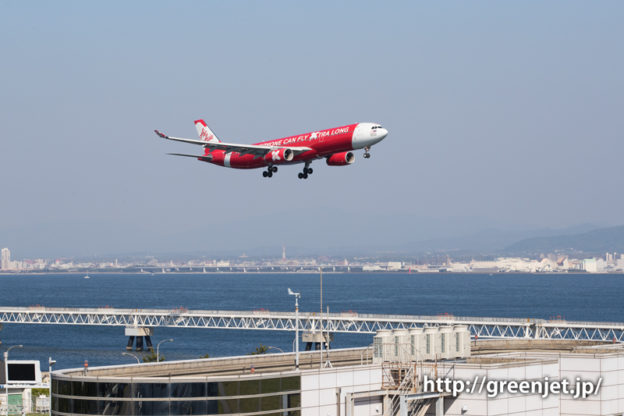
155,130,311,157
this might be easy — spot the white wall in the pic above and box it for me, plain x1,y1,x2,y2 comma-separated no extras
429,361,560,416
559,353,624,416
300,349,624,416
301,365,383,416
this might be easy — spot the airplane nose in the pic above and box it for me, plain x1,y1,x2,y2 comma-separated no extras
379,128,388,138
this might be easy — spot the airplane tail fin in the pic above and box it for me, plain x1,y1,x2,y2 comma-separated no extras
194,119,221,143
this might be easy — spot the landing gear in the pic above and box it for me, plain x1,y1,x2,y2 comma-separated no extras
298,163,313,179
262,165,278,178
363,147,371,159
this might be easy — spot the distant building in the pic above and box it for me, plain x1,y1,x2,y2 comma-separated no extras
583,258,598,273
387,261,402,270
1,248,11,270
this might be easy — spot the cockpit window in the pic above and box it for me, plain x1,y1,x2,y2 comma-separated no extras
372,125,383,130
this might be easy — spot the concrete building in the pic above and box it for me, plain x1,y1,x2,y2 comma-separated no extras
583,258,598,273
51,348,378,416
50,339,624,416
1,248,10,270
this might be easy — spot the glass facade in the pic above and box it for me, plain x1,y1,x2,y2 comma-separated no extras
51,376,301,416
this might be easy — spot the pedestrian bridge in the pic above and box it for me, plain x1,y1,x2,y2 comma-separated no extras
0,306,623,342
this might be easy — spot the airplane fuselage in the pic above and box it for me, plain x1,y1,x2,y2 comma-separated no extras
206,122,386,169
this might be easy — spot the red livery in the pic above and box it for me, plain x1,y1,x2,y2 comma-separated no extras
155,120,388,179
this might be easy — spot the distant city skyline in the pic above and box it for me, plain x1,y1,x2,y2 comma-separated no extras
1,2,623,258
1,242,623,274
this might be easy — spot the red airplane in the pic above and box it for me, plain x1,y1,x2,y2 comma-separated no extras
155,120,388,179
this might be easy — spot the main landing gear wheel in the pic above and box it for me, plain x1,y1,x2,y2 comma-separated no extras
262,166,275,178
298,163,313,179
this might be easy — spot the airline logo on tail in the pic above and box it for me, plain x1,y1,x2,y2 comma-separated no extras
194,120,220,144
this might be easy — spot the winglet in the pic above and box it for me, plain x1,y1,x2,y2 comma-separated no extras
154,129,168,139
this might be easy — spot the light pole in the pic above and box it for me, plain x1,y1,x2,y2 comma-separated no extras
121,352,140,364
156,339,173,363
287,288,301,369
4,345,23,416
48,357,55,416
320,267,323,367
266,346,285,354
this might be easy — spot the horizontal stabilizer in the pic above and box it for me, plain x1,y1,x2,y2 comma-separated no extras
167,152,213,162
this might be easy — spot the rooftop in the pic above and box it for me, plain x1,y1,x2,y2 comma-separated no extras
54,339,622,381
55,347,372,380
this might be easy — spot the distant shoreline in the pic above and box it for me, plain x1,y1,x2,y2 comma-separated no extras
1,270,622,276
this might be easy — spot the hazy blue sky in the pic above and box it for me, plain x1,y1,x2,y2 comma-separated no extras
1,1,623,258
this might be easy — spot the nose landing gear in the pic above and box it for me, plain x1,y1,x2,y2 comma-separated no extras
363,147,371,159
298,163,313,179
262,165,278,178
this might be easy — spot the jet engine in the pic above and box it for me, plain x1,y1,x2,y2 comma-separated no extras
326,151,355,166
264,148,294,163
